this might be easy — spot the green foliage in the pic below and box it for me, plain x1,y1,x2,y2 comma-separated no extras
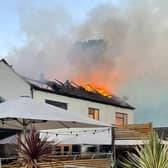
121,131,168,168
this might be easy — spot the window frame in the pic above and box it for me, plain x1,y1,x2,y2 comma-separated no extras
88,107,99,120
45,99,68,110
115,112,128,126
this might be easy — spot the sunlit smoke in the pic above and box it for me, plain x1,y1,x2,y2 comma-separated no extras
5,0,168,95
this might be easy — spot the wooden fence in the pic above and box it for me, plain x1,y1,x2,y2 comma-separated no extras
115,122,152,140
2,158,111,168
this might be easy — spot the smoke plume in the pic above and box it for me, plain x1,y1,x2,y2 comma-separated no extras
5,0,168,93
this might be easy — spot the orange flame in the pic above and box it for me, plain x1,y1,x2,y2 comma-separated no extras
71,65,126,98
84,84,112,98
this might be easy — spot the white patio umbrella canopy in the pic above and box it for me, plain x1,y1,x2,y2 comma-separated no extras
0,97,110,130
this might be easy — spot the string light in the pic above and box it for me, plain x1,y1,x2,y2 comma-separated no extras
39,128,110,137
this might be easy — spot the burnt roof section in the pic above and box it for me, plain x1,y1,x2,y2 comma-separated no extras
0,59,134,109
29,79,135,110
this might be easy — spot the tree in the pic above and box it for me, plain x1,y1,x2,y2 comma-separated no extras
121,131,168,168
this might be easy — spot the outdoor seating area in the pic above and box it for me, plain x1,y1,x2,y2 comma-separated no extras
0,122,155,168
0,97,113,167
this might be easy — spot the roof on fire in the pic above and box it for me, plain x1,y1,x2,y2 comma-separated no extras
0,59,135,110
29,79,135,110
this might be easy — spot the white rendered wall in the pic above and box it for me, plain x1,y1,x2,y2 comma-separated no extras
0,62,31,100
33,90,134,125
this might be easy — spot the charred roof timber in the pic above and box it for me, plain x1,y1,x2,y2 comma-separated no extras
28,79,135,110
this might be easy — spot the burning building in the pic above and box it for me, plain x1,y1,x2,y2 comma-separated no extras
0,59,134,126
0,59,135,155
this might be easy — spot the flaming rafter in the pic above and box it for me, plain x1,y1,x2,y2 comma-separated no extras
84,84,112,98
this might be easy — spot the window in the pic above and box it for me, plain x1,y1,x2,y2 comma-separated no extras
87,146,97,153
88,108,99,120
45,99,68,110
64,146,70,155
115,112,128,126
72,145,81,154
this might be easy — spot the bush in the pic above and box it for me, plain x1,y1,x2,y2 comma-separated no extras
120,131,168,168
15,128,54,168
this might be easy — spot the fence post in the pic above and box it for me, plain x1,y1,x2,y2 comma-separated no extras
0,158,1,168
111,126,116,167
